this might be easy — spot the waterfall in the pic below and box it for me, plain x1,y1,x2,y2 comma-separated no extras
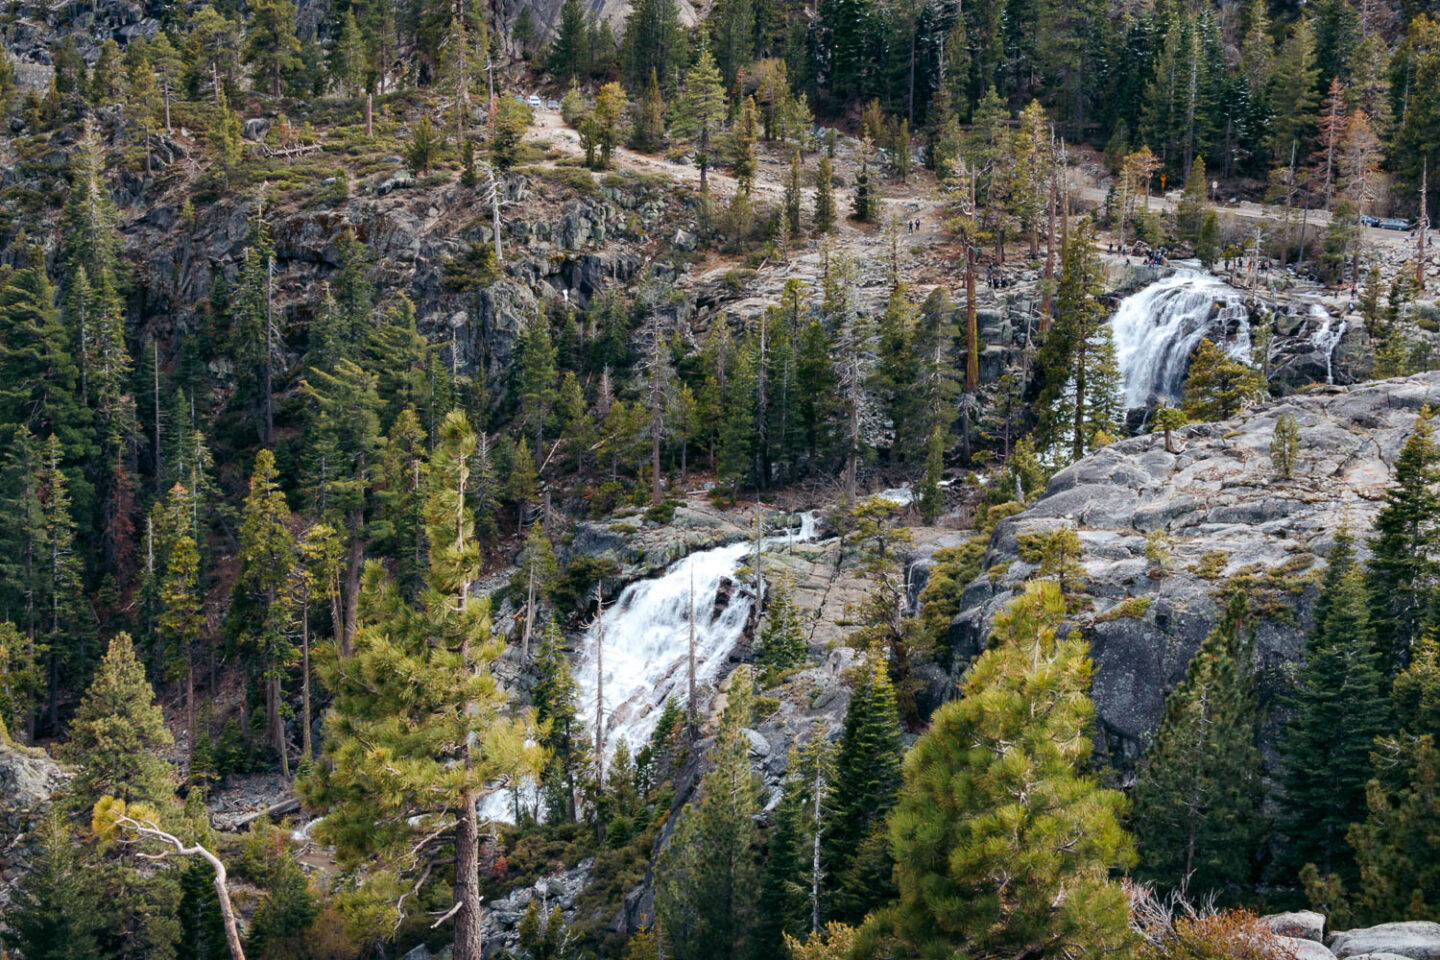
575,513,821,763
1110,270,1252,409
1308,304,1347,385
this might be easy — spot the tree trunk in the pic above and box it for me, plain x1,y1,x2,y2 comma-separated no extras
453,790,485,960
343,515,362,657
300,600,312,760
965,242,979,392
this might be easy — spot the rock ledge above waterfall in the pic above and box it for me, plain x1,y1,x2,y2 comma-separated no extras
950,372,1440,760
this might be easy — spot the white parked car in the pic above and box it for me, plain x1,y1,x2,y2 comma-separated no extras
527,95,542,108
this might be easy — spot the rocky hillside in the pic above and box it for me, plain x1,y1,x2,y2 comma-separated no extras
951,372,1440,761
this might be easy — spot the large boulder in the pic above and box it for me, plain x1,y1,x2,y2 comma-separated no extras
1267,912,1328,943
950,373,1440,761
1331,924,1440,960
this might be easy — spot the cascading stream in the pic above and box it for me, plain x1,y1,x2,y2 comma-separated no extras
575,512,820,763
474,512,821,823
1110,270,1253,409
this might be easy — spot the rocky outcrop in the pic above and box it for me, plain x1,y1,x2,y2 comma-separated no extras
951,372,1440,761
481,858,595,957
0,740,69,911
1331,923,1440,960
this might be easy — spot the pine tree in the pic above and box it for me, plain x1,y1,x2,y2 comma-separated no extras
776,150,802,240
814,156,836,234
620,0,685,92
0,253,91,496
228,450,296,771
515,317,559,453
533,621,586,823
0,815,100,960
33,433,89,730
1343,735,1440,923
672,46,728,195
1276,530,1391,884
1181,338,1264,422
630,68,666,152
824,651,903,923
301,357,383,652
158,532,205,741
756,573,806,681
245,853,319,959
1369,409,1440,673
871,285,919,469
884,581,1134,959
548,0,592,81
655,666,761,960
1131,594,1265,897
299,411,539,960
1033,220,1121,463
1271,412,1301,478
245,0,302,96
65,632,175,808
756,726,833,953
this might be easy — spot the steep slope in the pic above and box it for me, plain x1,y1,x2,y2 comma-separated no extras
951,372,1440,761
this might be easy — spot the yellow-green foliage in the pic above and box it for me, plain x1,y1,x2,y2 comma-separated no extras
1096,597,1152,622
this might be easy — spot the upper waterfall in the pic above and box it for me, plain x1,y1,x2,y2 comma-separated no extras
1110,270,1253,409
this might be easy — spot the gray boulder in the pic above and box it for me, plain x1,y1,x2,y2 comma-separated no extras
1266,911,1327,943
1332,923,1440,960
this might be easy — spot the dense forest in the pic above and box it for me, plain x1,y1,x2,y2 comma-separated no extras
1,0,1440,956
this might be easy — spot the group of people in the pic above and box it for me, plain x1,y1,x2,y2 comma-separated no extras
904,217,924,234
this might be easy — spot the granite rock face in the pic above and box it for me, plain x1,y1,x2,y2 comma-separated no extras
951,373,1440,760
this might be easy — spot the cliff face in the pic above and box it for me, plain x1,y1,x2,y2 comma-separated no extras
950,373,1440,761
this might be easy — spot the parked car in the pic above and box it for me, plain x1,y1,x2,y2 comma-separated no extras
527,94,542,108
1378,218,1413,231
546,99,560,110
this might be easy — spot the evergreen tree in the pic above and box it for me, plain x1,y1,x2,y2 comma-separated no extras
1369,409,1440,673
533,621,586,823
0,253,89,469
756,727,833,954
756,573,806,681
814,156,836,234
824,650,903,923
64,632,175,808
1342,735,1440,924
630,69,666,152
228,450,296,770
245,0,302,96
1131,594,1266,897
655,666,761,960
884,581,1134,959
158,532,205,740
0,815,100,960
1033,220,1121,463
299,411,539,960
621,0,685,92
1181,338,1264,422
1276,530,1391,884
672,46,728,195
